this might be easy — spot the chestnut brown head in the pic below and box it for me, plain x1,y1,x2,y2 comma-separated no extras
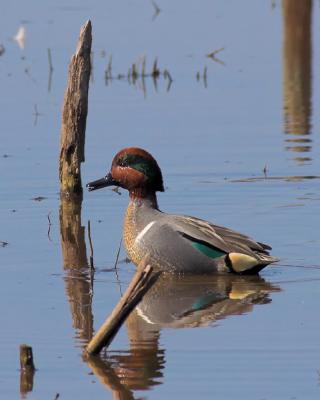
87,147,164,196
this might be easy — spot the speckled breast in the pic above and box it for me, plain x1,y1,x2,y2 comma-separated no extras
123,202,144,265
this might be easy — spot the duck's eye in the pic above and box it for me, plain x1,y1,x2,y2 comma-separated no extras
117,156,128,167
117,157,126,167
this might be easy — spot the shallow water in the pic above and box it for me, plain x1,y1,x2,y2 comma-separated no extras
1,1,320,399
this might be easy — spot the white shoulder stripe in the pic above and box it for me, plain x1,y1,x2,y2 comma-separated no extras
135,221,156,244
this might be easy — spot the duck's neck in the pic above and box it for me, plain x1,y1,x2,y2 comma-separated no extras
129,190,159,209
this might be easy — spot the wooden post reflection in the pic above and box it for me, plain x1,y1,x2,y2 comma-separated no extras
282,0,312,160
60,195,94,344
20,369,34,398
123,311,164,390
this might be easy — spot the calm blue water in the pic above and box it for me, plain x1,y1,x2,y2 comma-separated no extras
1,1,320,399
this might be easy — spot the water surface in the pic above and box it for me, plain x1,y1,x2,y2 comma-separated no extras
1,1,320,399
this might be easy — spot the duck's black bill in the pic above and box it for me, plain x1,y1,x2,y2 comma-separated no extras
86,173,117,191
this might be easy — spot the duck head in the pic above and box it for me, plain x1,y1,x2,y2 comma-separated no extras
87,147,164,198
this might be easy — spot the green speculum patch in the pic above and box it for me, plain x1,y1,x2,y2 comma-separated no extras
191,241,226,259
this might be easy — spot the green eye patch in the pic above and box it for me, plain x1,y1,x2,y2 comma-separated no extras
118,154,158,180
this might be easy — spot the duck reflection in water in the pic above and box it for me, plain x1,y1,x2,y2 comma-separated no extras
86,273,279,399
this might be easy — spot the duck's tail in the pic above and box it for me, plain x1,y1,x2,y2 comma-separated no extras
227,252,279,274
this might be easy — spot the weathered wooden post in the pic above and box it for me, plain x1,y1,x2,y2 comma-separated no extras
59,21,93,344
58,21,159,356
19,344,35,395
59,20,92,197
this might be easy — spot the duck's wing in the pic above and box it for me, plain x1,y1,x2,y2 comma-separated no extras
211,223,272,253
169,214,278,272
170,214,264,255
170,215,232,253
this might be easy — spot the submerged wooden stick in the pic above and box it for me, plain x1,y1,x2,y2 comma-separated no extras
59,20,92,197
85,256,160,355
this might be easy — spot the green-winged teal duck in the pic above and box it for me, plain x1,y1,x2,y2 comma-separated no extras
87,147,278,274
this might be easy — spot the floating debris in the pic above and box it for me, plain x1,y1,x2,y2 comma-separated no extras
151,0,161,21
33,104,43,126
196,66,208,88
163,69,173,91
231,175,320,183
112,186,121,195
0,44,5,56
204,66,207,85
263,164,268,177
47,212,52,241
31,196,47,201
24,67,36,84
47,48,54,92
206,47,225,65
13,26,26,50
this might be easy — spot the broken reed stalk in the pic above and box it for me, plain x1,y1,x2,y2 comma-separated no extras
141,56,146,76
85,257,160,355
131,63,138,81
152,57,160,78
59,20,92,197
114,238,122,270
47,48,53,72
87,219,95,270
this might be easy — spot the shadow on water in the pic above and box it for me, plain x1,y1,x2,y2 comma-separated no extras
85,274,280,399
282,0,312,164
59,195,94,345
